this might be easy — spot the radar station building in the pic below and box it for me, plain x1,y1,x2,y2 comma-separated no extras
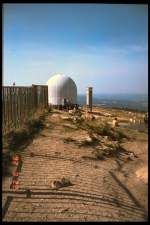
46,74,77,109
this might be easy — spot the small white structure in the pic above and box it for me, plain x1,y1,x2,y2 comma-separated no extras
112,118,118,128
86,87,93,112
46,74,77,107
129,118,133,123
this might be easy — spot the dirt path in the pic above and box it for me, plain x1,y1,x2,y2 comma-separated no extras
2,111,148,221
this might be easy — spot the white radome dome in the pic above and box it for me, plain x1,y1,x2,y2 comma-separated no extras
46,74,77,105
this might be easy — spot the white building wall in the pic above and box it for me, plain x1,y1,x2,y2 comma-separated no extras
46,74,77,105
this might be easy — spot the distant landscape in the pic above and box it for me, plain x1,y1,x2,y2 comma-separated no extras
78,93,148,112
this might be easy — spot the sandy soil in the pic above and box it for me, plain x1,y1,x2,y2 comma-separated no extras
2,108,148,222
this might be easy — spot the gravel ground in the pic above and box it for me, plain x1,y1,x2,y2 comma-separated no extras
2,110,148,222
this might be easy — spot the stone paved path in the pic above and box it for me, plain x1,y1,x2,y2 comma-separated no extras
2,112,148,221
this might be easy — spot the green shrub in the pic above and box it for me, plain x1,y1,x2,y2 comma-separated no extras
5,115,46,151
94,149,106,160
7,129,29,150
63,137,75,144
76,120,128,142
25,118,45,135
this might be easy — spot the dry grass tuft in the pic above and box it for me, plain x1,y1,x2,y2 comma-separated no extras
75,120,128,142
6,117,45,151
2,112,48,178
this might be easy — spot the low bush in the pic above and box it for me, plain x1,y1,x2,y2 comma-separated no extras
25,117,45,135
5,115,46,151
7,128,29,150
78,137,99,148
63,137,75,144
76,120,127,142
93,149,106,160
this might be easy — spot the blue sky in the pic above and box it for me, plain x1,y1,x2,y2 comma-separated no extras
3,4,148,94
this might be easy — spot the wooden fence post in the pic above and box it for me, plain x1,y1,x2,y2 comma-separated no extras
3,84,49,136
32,84,37,112
46,85,48,108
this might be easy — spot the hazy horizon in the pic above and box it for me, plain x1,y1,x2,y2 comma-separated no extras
78,92,148,95
77,93,148,111
3,4,148,94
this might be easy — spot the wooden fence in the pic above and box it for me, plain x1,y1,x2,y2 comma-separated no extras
2,85,48,135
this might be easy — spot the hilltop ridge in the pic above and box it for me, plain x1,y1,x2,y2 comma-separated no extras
2,106,148,221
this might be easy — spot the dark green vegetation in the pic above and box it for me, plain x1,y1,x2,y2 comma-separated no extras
62,117,134,161
62,125,78,133
75,120,128,142
5,113,48,151
118,127,148,141
93,149,106,160
78,137,99,148
2,110,50,177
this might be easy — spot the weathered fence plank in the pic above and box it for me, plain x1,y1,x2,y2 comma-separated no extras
2,85,48,135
